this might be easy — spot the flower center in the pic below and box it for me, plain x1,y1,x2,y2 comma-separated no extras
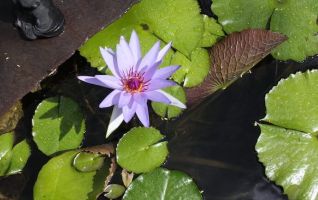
125,77,143,92
122,69,148,93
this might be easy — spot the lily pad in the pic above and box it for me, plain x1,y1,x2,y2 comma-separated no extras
171,48,210,88
212,0,318,61
73,152,105,172
0,132,14,176
80,0,205,69
116,127,168,173
34,151,110,200
151,85,186,119
200,15,224,47
123,168,202,200
104,184,126,199
6,140,31,176
32,96,85,156
257,70,318,199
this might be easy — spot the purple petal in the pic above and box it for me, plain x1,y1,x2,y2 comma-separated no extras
133,93,147,105
119,36,134,66
99,47,120,77
106,106,124,138
156,89,186,109
156,42,172,62
143,61,162,81
95,75,122,89
152,65,180,79
122,102,137,123
78,76,107,88
118,92,132,108
99,90,121,108
116,44,133,73
129,30,142,63
147,79,176,91
139,41,160,71
136,102,149,127
145,90,170,104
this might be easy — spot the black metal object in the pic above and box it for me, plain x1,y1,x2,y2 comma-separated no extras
13,0,64,40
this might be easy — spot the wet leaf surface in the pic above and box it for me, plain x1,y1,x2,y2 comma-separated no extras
32,96,85,156
116,127,168,173
0,0,137,119
34,151,110,200
73,152,105,172
257,70,318,200
212,0,318,61
104,184,126,199
186,29,287,106
123,168,202,200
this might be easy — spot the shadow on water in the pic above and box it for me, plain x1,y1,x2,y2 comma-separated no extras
164,56,318,200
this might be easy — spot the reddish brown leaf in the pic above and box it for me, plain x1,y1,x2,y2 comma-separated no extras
186,29,287,106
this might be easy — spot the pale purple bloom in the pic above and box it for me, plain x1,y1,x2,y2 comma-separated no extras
78,31,186,137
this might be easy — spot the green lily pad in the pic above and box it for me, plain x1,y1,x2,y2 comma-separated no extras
171,48,210,88
104,184,126,199
212,0,318,61
0,132,14,176
123,168,202,200
73,152,105,172
80,0,205,69
34,151,110,200
6,140,31,175
32,96,85,156
116,127,168,173
151,85,186,119
257,70,318,199
200,15,224,47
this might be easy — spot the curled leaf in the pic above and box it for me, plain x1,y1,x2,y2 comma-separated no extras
104,184,126,199
121,169,134,188
186,29,287,106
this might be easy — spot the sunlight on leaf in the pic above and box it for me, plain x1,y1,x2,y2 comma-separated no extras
116,127,168,173
32,96,85,156
257,70,318,200
123,168,202,200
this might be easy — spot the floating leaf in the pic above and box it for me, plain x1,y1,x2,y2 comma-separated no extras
73,152,105,172
0,132,31,177
123,168,202,200
257,70,318,200
80,0,205,69
32,96,85,156
151,86,186,118
212,0,318,61
171,48,210,88
0,132,14,176
200,15,224,47
6,140,31,176
116,127,168,173
34,151,110,200
104,184,126,199
186,29,287,106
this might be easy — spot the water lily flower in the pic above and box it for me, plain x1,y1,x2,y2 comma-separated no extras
78,31,186,137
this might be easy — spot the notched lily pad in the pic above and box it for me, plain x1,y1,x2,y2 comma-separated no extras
32,96,85,156
257,70,318,200
212,0,318,61
116,127,168,173
123,168,202,200
186,29,287,106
